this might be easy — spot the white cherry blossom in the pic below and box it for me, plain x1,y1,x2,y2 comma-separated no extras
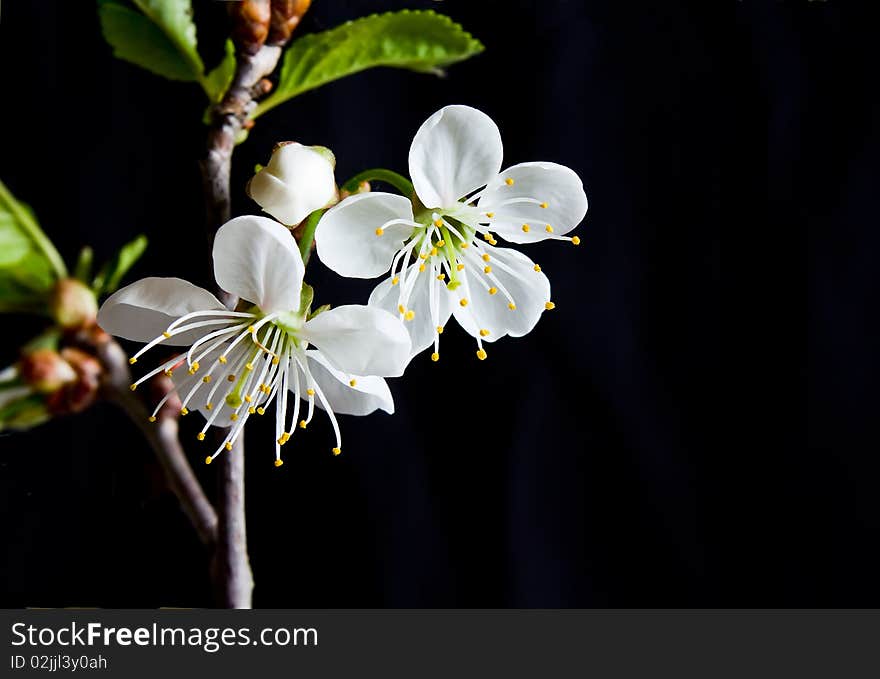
98,216,410,465
316,105,587,362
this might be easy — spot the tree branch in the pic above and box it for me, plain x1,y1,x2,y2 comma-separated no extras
96,336,218,546
200,43,282,609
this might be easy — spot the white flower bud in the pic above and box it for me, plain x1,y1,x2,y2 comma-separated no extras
247,142,337,226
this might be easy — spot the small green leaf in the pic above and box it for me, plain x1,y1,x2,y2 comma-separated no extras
253,10,484,119
98,0,205,85
298,283,314,316
0,392,49,433
205,39,236,103
93,235,148,296
0,212,32,267
307,304,330,321
74,246,94,283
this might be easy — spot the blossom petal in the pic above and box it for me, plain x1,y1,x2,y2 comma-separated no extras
368,264,454,359
213,215,304,313
316,192,416,279
98,277,226,345
452,245,550,340
300,350,394,416
300,305,411,377
479,162,588,244
409,105,503,208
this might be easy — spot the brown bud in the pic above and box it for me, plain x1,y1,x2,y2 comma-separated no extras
19,349,77,394
229,0,271,56
258,78,274,94
50,278,98,329
268,0,312,46
48,348,102,414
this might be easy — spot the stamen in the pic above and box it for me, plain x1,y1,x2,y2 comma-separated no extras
521,224,530,233
571,236,581,245
431,352,439,362
545,301,556,310
505,178,515,186
375,227,384,236
545,225,554,233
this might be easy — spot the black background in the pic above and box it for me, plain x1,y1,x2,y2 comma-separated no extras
0,1,873,607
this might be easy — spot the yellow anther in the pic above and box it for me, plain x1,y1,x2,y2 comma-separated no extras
545,224,554,233
205,456,212,465
431,352,440,362
488,239,498,246
256,407,265,415
436,239,446,247
486,212,495,218
248,325,256,334
489,287,498,295
332,447,341,456
227,374,236,382
398,304,406,314
244,394,253,403
460,242,470,249
230,413,238,421
459,298,468,307
483,233,493,242
225,442,233,451
540,202,549,209
248,407,256,414
246,363,254,371
349,379,357,387
457,263,465,271
129,384,137,391
419,252,428,260
197,432,206,441
476,348,488,360
436,325,444,334
392,276,400,286
277,436,286,445
306,388,315,396
148,416,157,423
505,177,515,186
272,356,280,365
128,357,137,365
164,369,174,377
163,331,172,338
434,219,443,227
437,273,446,281
191,362,199,372
484,266,492,274
299,420,307,429
404,309,415,321
206,403,213,411
375,227,384,236
419,263,426,272
545,301,556,310
430,247,438,256
534,264,542,272
508,302,517,310
203,375,212,383
274,459,284,467
482,253,491,262
218,355,227,364
180,407,189,416
479,329,490,337
571,236,581,245
521,224,531,233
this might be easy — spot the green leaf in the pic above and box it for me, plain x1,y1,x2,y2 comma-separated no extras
205,39,236,103
253,10,484,119
0,392,49,433
98,0,206,87
298,283,314,316
93,235,148,296
0,179,65,306
74,246,94,283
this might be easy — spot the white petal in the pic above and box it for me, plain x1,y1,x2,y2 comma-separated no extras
479,162,588,244
368,264,454,359
249,143,337,226
213,215,304,313
98,277,226,345
300,305,411,377
452,245,550,340
409,105,503,208
300,350,394,416
316,192,416,279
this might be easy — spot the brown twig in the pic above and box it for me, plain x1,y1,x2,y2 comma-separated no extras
96,336,218,546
